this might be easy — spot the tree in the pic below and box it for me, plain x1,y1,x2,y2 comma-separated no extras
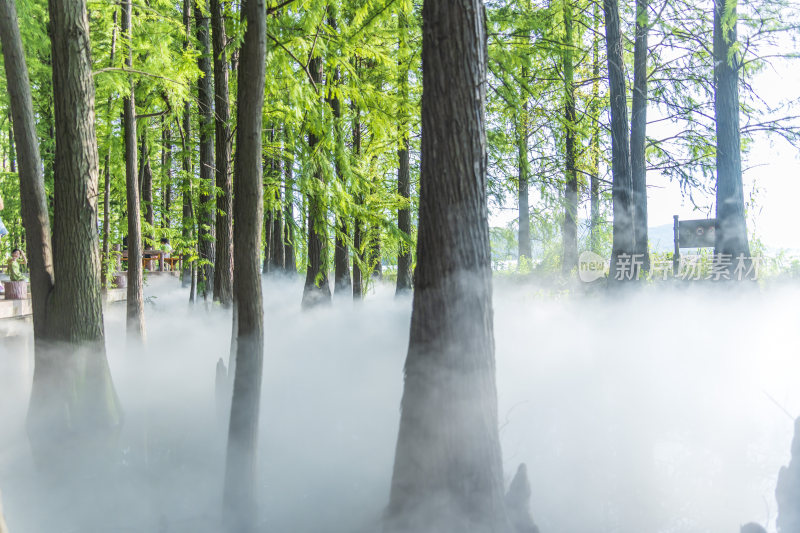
26,0,122,458
630,0,650,271
713,0,750,264
196,0,216,299
302,55,332,308
222,0,265,529
123,0,146,340
384,0,511,530
395,6,412,294
604,0,635,284
561,0,578,275
211,0,233,307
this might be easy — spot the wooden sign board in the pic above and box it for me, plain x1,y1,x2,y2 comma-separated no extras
678,219,716,248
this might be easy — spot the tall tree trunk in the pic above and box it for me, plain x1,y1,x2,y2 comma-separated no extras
123,0,146,340
395,7,412,294
140,128,154,244
212,0,233,306
196,0,216,299
32,0,122,457
181,0,193,287
302,56,332,308
0,0,55,346
631,0,650,271
352,106,363,300
384,0,511,531
266,126,284,272
562,0,578,275
282,127,296,273
517,93,531,262
589,0,601,253
101,9,117,288
162,120,172,229
223,0,265,530
604,0,636,284
713,0,750,264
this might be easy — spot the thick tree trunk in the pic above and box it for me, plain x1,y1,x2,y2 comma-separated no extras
282,128,296,273
395,8,412,294
384,1,511,531
212,0,233,306
123,0,146,340
223,0,265,530
604,0,636,284
196,0,216,299
713,0,750,264
33,0,122,458
631,0,650,271
562,0,578,275
302,56,332,308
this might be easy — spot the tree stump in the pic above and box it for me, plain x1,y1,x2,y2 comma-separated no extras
3,280,27,300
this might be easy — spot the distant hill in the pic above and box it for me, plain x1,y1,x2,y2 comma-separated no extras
648,224,675,253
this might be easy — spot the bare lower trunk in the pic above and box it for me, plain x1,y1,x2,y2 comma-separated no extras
223,0,266,530
517,99,531,262
384,1,511,531
282,128,296,273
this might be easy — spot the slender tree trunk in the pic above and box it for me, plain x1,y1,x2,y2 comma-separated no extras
123,0,146,340
395,7,412,294
0,0,55,344
352,106,363,300
32,0,122,458
562,0,578,275
223,0,265,530
604,0,636,284
517,96,531,263
266,126,284,272
282,127,296,273
181,0,193,287
140,128,154,244
101,9,117,289
196,0,216,299
212,0,233,306
384,0,511,531
713,0,750,264
302,56,332,308
590,1,601,252
631,0,650,271
162,120,172,229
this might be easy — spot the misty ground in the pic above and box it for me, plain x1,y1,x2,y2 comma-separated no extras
0,277,798,533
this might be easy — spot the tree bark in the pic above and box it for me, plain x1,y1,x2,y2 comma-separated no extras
562,0,578,275
212,0,233,306
223,0,265,530
282,127,296,273
713,0,750,263
196,0,216,299
631,0,650,271
123,0,146,340
604,0,636,284
32,0,122,457
384,0,511,531
161,120,172,229
140,128,154,243
302,56,332,308
589,0,601,253
517,97,531,262
101,9,117,288
181,0,193,287
395,7,412,294
352,105,363,300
